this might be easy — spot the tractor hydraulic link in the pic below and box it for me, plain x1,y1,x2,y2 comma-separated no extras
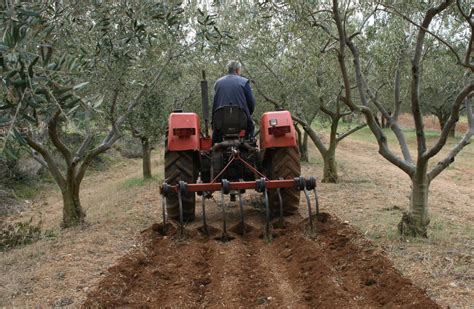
211,140,257,152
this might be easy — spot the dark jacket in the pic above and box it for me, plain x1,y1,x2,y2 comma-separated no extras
212,74,256,119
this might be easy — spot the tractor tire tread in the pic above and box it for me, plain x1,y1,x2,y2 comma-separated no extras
164,151,197,222
267,147,301,216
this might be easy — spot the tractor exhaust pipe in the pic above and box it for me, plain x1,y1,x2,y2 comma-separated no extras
201,70,209,138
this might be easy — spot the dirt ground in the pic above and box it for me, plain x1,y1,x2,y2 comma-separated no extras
397,113,469,133
1,123,472,307
84,214,437,308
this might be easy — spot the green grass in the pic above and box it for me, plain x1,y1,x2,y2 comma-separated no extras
120,176,157,189
363,208,473,247
11,182,41,200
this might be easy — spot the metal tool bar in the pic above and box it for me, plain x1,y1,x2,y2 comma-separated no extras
163,179,299,193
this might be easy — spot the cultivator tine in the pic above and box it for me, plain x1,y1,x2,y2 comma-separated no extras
295,176,315,234
177,181,187,238
160,183,171,235
257,178,271,241
313,189,320,216
303,188,314,234
201,196,209,236
220,179,230,242
305,176,319,217
264,188,271,241
162,196,167,232
238,190,245,235
177,190,185,237
277,188,284,225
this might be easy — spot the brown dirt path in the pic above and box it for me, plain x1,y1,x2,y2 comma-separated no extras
0,157,162,307
84,213,438,308
308,133,473,307
2,132,471,307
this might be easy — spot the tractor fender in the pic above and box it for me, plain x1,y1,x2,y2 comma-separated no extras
167,112,201,151
260,110,298,150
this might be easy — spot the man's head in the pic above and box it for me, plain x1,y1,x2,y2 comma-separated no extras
227,60,241,75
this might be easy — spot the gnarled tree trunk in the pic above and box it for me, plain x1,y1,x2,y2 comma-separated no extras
322,114,339,183
301,131,309,162
322,148,338,183
142,137,152,179
398,163,430,237
62,180,85,227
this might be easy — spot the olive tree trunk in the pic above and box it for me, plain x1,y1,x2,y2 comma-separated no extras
301,131,309,162
322,148,338,183
399,162,430,237
141,137,152,179
62,169,85,227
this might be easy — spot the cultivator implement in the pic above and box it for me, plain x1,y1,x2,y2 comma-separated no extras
160,176,319,241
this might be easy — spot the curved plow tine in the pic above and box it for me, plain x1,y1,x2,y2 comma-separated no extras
313,189,320,216
303,188,314,234
295,176,315,234
220,179,230,242
159,183,171,235
263,189,271,241
238,180,246,235
177,181,187,238
257,178,272,242
201,195,209,236
277,187,284,225
162,196,168,234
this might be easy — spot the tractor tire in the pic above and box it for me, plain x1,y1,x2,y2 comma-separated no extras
164,150,198,222
265,147,301,216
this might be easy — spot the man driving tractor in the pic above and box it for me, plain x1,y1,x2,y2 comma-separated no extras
212,60,256,143
162,60,312,240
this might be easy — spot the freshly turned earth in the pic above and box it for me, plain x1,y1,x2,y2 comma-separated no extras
84,212,438,308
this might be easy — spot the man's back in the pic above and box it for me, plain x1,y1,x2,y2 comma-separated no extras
212,74,255,118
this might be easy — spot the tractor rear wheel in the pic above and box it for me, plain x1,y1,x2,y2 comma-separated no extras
265,147,301,216
164,150,198,222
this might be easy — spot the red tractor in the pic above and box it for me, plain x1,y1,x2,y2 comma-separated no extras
160,74,318,240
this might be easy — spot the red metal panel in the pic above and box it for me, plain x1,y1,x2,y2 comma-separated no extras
260,110,297,149
200,137,212,151
167,113,201,151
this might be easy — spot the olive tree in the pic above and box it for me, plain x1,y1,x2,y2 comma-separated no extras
0,1,185,227
329,0,473,237
208,1,366,182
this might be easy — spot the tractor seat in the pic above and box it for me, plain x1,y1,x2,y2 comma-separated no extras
212,105,248,139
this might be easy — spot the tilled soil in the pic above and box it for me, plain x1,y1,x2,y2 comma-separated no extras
84,210,438,308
